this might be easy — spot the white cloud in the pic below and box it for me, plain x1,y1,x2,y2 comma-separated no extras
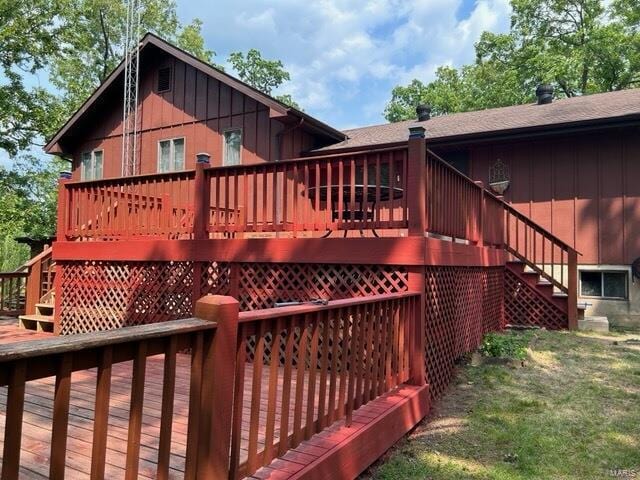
177,0,512,128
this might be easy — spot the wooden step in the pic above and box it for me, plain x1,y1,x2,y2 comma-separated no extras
18,314,54,333
35,303,54,316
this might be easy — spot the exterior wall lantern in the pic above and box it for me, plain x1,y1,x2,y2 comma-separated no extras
489,158,510,195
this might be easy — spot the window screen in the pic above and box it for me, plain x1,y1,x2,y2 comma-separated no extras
580,271,602,297
157,67,172,92
224,129,242,166
81,150,104,181
603,272,627,298
158,138,185,173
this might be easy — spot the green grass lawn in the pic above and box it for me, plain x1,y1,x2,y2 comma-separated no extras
366,329,640,480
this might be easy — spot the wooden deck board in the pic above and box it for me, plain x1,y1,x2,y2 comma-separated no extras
0,317,52,345
0,353,334,479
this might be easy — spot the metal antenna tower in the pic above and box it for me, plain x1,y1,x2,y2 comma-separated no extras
121,0,141,176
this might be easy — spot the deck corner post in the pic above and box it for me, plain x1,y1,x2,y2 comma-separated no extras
193,160,211,241
567,249,578,330
407,127,427,237
194,295,239,478
56,176,72,242
24,260,41,316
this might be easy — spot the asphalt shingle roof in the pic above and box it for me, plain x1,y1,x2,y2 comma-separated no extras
316,88,640,151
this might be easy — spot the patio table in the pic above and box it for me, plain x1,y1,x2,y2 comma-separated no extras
306,184,404,237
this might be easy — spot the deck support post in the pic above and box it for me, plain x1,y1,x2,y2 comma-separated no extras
407,126,427,236
193,160,210,241
194,295,239,479
52,176,71,335
475,181,485,247
567,249,578,330
56,176,71,242
406,127,427,386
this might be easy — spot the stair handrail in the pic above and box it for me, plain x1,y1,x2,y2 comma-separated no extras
425,148,579,329
426,148,580,255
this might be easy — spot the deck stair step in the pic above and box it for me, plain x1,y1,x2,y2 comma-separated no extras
18,314,54,333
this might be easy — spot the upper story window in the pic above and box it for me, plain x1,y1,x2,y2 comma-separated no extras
81,150,103,181
580,270,628,300
157,67,172,93
158,137,185,173
223,129,242,166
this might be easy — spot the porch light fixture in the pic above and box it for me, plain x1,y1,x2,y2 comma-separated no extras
196,152,211,164
489,158,510,195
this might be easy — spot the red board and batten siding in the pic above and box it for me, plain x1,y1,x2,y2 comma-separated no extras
469,128,640,265
71,51,316,180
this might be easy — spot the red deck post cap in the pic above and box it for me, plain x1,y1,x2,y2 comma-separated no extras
409,126,426,139
196,152,211,163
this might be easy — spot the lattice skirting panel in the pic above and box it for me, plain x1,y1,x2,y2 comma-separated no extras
58,261,408,334
424,266,505,400
504,268,567,330
236,263,408,311
58,261,195,334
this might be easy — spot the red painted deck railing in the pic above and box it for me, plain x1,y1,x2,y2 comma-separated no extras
423,147,578,327
231,292,419,478
0,311,237,480
61,170,197,240
204,148,409,237
0,272,27,317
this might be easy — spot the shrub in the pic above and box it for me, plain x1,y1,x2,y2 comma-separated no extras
480,332,531,360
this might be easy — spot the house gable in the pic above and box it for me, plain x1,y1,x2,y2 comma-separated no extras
46,33,345,179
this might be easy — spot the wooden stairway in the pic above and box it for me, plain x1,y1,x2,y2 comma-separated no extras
505,260,584,329
19,290,55,333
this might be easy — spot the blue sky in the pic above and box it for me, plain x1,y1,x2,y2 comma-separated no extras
177,0,512,130
1,0,512,168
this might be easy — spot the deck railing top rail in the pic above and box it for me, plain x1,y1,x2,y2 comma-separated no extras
238,291,419,323
63,168,196,187
0,318,215,364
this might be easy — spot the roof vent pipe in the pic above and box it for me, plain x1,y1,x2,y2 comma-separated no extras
416,104,431,121
536,84,554,105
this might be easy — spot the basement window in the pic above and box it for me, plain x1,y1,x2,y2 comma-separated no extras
157,67,172,93
580,270,628,300
81,150,103,181
158,137,185,172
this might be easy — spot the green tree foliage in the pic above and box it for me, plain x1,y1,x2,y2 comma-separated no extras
0,3,297,268
228,49,300,108
385,0,640,122
0,0,63,154
0,155,64,269
49,0,217,117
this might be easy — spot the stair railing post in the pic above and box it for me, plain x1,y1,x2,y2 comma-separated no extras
567,249,578,330
407,127,427,386
193,294,239,478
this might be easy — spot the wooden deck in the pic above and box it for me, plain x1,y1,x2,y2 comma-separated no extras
0,348,428,480
0,351,421,479
0,317,51,345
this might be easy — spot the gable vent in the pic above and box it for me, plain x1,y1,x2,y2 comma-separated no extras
157,67,172,93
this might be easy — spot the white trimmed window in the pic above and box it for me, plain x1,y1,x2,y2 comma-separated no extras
158,137,185,173
223,129,242,166
81,150,104,181
580,270,628,299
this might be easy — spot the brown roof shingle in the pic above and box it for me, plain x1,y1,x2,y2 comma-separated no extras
316,88,640,151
